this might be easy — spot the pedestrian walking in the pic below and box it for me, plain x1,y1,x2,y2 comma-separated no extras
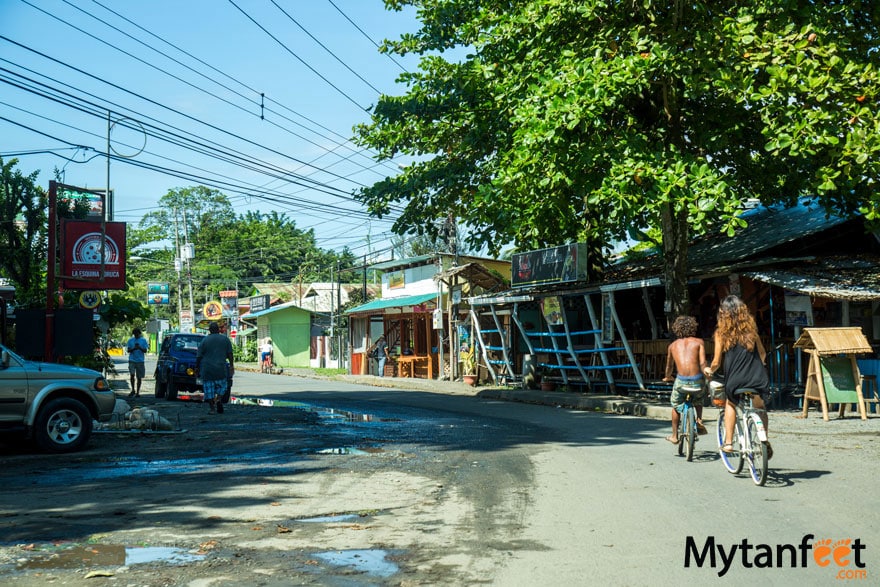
126,327,148,398
370,334,390,377
196,322,235,414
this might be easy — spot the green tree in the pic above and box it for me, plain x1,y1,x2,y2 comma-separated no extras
0,158,47,306
134,189,361,313
356,0,880,321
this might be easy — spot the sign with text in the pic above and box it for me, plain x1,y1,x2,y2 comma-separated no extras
249,294,270,314
60,220,127,289
512,243,587,288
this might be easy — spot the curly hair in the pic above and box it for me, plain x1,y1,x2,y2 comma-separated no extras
671,315,698,339
715,295,758,352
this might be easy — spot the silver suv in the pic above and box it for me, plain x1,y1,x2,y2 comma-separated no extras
0,343,116,453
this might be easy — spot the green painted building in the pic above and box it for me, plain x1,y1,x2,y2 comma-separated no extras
247,301,312,368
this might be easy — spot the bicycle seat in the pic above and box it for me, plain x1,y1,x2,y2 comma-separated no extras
733,388,759,397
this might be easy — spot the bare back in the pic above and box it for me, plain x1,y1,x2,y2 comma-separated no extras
665,337,706,379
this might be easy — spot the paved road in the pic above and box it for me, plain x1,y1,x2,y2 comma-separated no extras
228,368,880,584
34,358,880,583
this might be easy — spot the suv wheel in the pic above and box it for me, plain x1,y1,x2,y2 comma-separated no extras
34,397,93,453
166,379,179,401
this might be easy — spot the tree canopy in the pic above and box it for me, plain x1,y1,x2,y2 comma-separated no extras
355,0,880,318
0,158,47,306
133,186,358,313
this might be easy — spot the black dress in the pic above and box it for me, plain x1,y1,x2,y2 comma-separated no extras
722,343,769,401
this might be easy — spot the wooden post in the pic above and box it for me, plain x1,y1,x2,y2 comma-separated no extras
802,350,831,421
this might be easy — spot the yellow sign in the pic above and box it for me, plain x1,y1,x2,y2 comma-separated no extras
203,300,223,320
79,290,101,309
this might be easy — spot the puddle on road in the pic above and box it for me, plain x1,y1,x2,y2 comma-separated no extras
316,446,384,455
232,397,402,424
313,549,399,578
298,513,361,523
17,544,203,569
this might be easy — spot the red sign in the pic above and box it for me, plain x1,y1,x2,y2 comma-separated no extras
230,330,237,340
61,220,127,290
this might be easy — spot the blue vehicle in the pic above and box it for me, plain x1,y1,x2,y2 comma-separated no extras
154,333,204,401
154,333,232,402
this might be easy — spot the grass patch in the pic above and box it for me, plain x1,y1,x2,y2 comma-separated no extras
313,367,347,376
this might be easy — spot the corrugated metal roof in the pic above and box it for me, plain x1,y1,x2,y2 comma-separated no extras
604,199,856,282
243,301,311,319
345,292,438,314
688,200,850,269
745,256,880,301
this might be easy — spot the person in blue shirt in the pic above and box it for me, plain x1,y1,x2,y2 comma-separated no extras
126,327,148,398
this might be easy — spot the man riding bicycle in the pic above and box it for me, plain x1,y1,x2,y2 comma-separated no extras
663,315,709,444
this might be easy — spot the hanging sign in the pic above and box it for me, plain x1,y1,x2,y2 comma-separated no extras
60,220,127,290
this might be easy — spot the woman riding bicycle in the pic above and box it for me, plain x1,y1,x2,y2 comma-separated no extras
703,295,773,459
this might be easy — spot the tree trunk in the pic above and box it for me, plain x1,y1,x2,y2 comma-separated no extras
661,202,690,330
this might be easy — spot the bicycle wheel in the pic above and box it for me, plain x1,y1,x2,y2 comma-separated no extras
677,407,686,456
718,414,743,474
746,416,769,486
685,404,696,462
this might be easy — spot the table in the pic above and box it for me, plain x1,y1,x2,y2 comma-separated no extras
395,355,429,378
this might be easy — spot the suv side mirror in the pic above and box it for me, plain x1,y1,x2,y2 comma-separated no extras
1,350,9,369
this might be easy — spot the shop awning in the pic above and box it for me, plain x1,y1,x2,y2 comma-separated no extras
345,292,438,314
746,267,880,301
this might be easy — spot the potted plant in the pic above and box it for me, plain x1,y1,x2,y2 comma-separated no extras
538,366,556,391
461,348,478,386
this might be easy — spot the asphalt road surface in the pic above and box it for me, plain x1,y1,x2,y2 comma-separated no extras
0,363,877,585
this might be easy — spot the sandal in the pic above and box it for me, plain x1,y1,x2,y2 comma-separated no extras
721,443,735,454
665,435,679,444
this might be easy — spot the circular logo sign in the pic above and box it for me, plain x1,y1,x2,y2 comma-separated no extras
79,290,101,309
203,300,223,319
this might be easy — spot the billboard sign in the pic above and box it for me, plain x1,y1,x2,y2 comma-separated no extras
511,243,588,288
60,220,127,289
58,185,106,220
220,290,238,317
249,294,270,314
147,282,170,305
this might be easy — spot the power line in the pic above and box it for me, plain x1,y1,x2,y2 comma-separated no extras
326,0,409,73
0,50,393,206
0,37,373,191
227,0,369,112
77,0,400,178
269,0,383,95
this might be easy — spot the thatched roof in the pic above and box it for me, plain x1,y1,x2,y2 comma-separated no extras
793,327,873,356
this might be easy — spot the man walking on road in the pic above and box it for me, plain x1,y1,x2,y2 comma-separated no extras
196,322,234,414
126,327,148,398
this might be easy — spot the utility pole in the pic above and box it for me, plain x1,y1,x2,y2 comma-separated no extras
337,262,343,370
181,208,196,332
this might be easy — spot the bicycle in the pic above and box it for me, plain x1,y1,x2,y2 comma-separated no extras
715,386,770,486
674,384,703,461
261,352,273,374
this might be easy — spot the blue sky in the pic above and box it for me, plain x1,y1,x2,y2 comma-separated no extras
1,0,423,260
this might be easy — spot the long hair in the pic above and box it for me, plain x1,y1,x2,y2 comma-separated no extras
715,295,758,352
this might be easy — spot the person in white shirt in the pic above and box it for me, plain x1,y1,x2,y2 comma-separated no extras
260,339,273,369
